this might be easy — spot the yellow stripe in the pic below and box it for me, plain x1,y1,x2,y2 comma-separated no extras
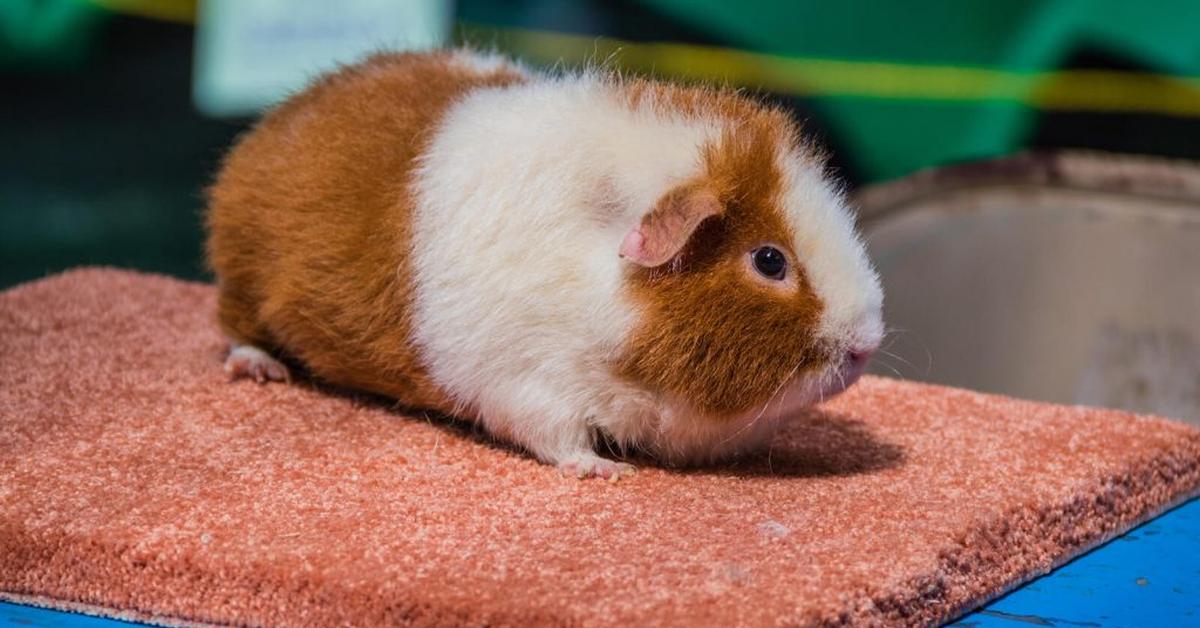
481,26,1200,117
86,0,195,24
78,5,1200,117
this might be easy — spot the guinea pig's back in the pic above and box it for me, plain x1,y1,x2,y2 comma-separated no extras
206,51,527,405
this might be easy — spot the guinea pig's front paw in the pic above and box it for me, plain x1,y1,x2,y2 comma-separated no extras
224,344,290,384
557,453,636,481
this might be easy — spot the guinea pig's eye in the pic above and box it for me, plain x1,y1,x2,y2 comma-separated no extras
751,246,787,280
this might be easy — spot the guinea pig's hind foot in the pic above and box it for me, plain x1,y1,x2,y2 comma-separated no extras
224,344,291,384
557,453,636,482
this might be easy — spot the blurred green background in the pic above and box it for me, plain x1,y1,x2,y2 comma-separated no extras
3,0,1200,289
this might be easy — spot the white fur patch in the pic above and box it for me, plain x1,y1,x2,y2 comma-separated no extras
409,54,881,466
448,48,530,76
778,151,884,353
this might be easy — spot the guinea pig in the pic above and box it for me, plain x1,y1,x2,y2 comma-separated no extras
206,49,884,479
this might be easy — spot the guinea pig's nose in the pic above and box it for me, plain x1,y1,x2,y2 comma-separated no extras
846,347,874,369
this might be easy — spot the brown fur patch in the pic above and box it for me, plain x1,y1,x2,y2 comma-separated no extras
617,85,827,417
206,52,526,408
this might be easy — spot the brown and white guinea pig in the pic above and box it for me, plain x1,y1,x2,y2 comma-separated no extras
206,49,883,479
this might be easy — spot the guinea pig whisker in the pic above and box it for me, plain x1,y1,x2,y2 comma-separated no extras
878,349,918,374
874,358,905,379
880,329,909,350
719,361,801,447
818,368,832,405
764,364,802,424
880,328,935,376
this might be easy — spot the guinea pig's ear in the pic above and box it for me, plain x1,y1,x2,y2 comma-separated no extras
619,184,723,267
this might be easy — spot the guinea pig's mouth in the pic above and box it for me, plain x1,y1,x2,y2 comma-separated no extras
760,347,875,419
819,346,873,398
654,346,878,464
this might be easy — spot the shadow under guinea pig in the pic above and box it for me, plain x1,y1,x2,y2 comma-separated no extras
274,363,905,479
665,411,907,479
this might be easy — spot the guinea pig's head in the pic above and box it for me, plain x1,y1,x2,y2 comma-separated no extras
617,118,883,425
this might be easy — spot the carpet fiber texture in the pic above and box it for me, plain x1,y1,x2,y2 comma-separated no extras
2,268,1200,627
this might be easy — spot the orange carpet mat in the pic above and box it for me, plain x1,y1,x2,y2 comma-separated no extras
2,268,1199,626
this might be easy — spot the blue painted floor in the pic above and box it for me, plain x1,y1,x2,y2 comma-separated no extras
953,498,1200,627
0,604,138,627
3,499,1198,627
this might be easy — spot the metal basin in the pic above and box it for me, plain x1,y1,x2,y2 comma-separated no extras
858,153,1200,425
